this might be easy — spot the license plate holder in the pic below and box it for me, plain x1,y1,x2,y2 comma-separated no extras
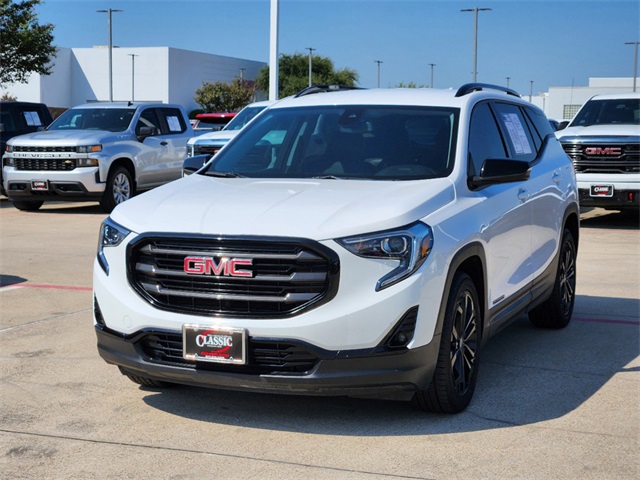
182,324,246,364
31,180,49,191
590,185,614,197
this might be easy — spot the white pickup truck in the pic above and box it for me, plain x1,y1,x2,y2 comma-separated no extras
2,102,193,212
556,93,640,212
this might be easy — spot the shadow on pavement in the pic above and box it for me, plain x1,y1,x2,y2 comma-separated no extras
141,303,638,434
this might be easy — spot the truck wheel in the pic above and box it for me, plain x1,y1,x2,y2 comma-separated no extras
414,272,481,413
12,200,44,211
118,367,170,388
100,166,133,212
529,228,576,329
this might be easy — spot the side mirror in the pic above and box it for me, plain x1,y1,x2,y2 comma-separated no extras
137,126,154,141
468,159,531,189
182,154,211,176
557,121,569,131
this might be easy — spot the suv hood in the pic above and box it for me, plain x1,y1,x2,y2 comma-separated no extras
112,174,455,240
556,124,640,140
7,129,119,145
187,129,240,146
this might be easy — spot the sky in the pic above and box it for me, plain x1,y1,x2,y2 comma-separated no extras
35,0,640,95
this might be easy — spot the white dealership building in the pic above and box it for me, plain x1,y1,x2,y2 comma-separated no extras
1,46,266,113
1,46,635,121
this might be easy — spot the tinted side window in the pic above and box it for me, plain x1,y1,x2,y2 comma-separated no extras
492,103,537,162
524,106,554,142
468,103,506,176
158,107,187,135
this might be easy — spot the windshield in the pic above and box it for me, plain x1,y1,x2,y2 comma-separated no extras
48,108,135,132
203,105,458,180
571,98,640,127
223,105,268,131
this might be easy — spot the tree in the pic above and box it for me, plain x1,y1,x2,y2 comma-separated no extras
0,0,57,87
194,77,256,112
255,53,358,98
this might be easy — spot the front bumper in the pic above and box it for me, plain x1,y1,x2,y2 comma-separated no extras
3,165,104,201
95,323,439,400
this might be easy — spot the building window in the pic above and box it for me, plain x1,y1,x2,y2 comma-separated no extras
563,104,582,119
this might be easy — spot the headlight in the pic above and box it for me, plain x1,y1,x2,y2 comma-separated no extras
77,144,102,153
5,145,13,153
3,156,14,167
97,217,131,275
337,222,433,291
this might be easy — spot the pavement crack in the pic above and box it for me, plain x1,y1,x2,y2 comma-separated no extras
0,428,435,480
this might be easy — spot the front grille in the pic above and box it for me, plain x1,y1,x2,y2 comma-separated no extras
129,235,340,317
12,146,77,153
563,143,640,173
194,145,223,156
138,331,319,374
14,158,77,171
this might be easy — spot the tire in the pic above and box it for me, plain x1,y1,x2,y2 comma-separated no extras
12,200,44,211
100,166,134,212
529,228,576,329
118,367,169,388
415,272,481,413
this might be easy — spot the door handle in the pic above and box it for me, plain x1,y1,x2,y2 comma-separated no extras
160,141,168,146
553,172,561,184
517,188,529,202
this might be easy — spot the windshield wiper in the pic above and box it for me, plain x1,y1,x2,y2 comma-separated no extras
205,171,246,178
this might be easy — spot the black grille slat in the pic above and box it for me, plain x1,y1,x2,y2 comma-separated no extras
12,146,77,153
129,236,338,316
15,158,77,171
138,332,319,374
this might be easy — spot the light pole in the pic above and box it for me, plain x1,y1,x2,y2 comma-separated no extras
239,67,246,85
375,60,383,88
506,76,510,88
97,8,123,102
461,7,491,82
128,54,137,102
306,47,315,87
529,80,534,102
625,41,639,92
429,63,436,88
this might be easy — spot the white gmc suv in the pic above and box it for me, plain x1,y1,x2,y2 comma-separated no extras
94,84,579,413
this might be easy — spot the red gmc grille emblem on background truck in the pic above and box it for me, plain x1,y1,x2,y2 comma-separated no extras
585,147,622,156
183,257,253,277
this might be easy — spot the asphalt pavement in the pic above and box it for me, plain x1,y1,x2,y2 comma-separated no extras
1,198,638,480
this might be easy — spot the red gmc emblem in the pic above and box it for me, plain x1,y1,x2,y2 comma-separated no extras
184,257,253,277
585,147,622,156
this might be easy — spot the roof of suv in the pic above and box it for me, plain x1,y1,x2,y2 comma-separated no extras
272,86,527,110
69,102,182,110
587,92,640,101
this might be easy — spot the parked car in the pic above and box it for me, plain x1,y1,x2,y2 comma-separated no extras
94,84,579,413
191,112,237,133
556,92,640,211
186,101,273,160
0,101,54,196
2,102,193,212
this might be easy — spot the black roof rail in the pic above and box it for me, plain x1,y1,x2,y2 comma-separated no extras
294,84,365,98
455,83,521,98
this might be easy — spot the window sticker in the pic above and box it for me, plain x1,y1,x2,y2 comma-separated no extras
500,113,532,155
166,115,182,132
23,111,43,126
